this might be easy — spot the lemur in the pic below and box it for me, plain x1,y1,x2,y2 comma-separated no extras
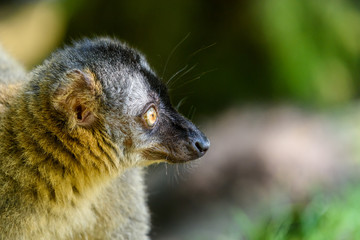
0,38,209,239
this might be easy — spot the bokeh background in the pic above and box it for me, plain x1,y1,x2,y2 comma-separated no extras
2,0,360,239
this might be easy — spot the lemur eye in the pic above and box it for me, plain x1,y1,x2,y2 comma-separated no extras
143,106,157,128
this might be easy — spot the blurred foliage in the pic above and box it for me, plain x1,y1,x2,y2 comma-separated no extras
59,0,360,116
231,185,360,240
3,0,360,116
257,0,360,107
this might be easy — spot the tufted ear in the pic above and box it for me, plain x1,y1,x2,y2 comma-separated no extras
53,69,102,128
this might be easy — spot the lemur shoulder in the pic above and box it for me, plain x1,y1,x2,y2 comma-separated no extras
0,38,209,239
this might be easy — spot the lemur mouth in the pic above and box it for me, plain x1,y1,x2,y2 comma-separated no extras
142,136,210,164
177,136,210,162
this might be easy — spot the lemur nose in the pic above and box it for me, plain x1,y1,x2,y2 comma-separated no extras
194,136,210,156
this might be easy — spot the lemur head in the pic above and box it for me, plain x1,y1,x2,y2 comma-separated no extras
31,37,209,169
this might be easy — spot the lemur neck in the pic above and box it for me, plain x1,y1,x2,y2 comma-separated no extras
0,88,122,206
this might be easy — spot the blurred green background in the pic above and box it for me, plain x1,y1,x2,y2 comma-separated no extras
2,0,360,239
4,0,360,117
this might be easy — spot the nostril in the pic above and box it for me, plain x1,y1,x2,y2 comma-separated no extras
195,142,202,152
195,139,210,154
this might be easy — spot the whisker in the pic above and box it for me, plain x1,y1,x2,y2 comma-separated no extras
168,63,198,88
166,64,189,86
174,165,180,184
186,42,217,61
189,106,197,121
161,33,191,79
175,68,217,89
165,41,215,89
175,97,188,111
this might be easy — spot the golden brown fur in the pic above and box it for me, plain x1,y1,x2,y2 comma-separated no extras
0,43,149,240
0,38,209,239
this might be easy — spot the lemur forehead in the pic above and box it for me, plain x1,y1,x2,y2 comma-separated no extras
61,38,169,104
119,71,152,115
139,56,152,73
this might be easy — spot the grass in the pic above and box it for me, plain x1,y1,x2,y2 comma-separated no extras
231,184,360,240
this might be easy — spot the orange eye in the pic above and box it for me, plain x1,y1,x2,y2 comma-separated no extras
143,106,157,128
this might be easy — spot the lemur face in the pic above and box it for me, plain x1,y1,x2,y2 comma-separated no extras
94,40,209,166
52,38,209,167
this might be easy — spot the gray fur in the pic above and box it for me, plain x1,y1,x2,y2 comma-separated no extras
0,37,209,239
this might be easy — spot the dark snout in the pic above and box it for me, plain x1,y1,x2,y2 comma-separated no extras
190,128,210,158
144,107,210,163
170,112,210,162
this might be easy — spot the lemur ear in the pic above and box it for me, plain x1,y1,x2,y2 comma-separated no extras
53,69,101,128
